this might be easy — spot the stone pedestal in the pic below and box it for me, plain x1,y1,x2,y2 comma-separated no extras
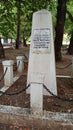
30,73,44,113
2,60,14,86
16,56,24,73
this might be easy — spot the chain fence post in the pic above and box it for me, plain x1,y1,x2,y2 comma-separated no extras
2,60,14,87
16,56,24,74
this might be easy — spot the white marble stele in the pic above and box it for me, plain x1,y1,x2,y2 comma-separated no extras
27,9,57,113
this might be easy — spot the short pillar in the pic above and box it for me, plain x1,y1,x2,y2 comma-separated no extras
30,73,44,114
71,57,73,77
16,56,24,73
2,60,14,87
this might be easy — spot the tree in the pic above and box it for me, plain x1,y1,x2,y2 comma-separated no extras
0,37,5,58
15,0,21,49
0,0,53,49
20,0,50,46
54,0,67,61
0,0,16,38
1,0,71,54
68,31,73,54
66,10,73,54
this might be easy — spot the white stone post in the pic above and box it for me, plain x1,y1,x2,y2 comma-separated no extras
30,73,44,114
2,60,14,87
71,57,73,78
16,56,24,73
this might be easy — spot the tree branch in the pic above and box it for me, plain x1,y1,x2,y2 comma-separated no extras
66,9,73,22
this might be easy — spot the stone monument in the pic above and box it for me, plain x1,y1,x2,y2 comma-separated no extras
27,9,57,113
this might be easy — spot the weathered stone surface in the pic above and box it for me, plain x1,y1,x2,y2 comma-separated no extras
0,105,73,130
27,9,57,96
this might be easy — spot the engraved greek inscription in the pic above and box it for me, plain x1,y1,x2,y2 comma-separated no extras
33,29,51,51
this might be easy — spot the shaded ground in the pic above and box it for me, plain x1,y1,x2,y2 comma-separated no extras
0,75,73,113
0,123,31,130
0,47,73,129
0,47,73,112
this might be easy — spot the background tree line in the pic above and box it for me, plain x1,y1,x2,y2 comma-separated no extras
0,0,73,61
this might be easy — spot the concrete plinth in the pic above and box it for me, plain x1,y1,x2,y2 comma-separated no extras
30,73,44,113
16,56,24,73
2,60,14,86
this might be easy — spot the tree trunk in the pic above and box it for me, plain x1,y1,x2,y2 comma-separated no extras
0,37,5,58
66,10,73,54
23,38,27,46
23,34,27,47
68,30,73,54
54,0,67,61
16,0,21,49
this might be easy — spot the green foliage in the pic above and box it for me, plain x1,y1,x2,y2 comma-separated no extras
0,0,52,40
0,0,16,38
64,0,73,36
0,0,72,42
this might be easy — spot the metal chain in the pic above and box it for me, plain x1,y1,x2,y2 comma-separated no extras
56,62,72,69
17,60,20,69
14,60,20,72
24,53,28,60
0,67,8,82
6,83,30,96
0,83,30,96
43,84,73,102
1,79,73,102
